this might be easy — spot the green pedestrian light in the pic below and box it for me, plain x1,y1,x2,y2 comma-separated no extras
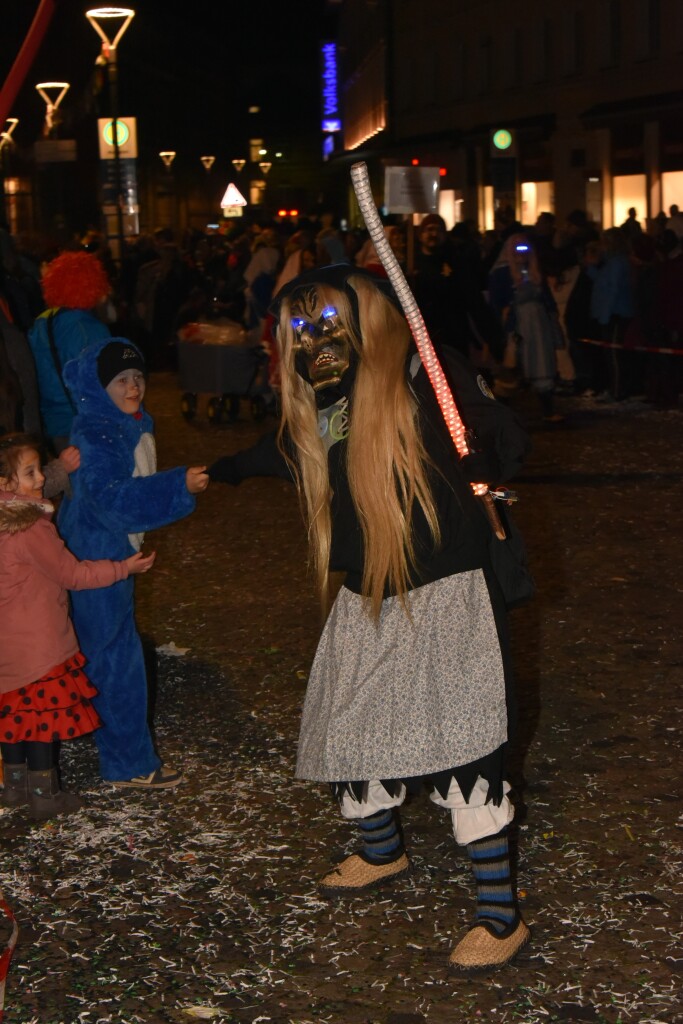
492,129,513,151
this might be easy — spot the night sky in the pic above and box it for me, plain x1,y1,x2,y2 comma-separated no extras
2,1,334,169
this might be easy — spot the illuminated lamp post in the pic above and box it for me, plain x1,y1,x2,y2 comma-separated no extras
256,161,272,209
0,118,19,226
34,85,71,242
158,151,176,232
200,156,216,228
230,159,247,212
85,7,135,260
0,118,19,150
159,150,176,171
34,82,69,136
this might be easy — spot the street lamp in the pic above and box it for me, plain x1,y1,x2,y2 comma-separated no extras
35,82,69,136
157,152,176,233
200,155,215,171
85,7,135,260
0,118,19,151
0,118,19,227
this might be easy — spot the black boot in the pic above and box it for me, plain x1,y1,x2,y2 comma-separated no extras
0,762,29,808
539,390,563,423
27,769,84,821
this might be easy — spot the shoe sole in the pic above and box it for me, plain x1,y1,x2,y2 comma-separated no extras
319,862,412,898
448,928,531,975
112,777,182,790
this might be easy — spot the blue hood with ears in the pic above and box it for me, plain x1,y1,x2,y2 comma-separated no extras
58,332,195,565
63,336,153,434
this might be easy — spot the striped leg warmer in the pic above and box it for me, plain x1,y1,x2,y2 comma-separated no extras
358,808,404,864
466,828,518,933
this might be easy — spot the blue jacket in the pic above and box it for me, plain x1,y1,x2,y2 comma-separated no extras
58,337,195,559
28,308,110,438
589,254,635,326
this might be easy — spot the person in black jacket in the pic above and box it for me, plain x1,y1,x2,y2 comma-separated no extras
210,266,532,973
412,214,505,363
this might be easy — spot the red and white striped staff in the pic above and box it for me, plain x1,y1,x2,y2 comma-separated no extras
350,161,506,539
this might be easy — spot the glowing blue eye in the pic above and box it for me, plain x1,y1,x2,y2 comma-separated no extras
292,318,307,330
321,306,338,319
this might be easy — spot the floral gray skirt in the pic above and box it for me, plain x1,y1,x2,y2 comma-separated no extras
295,569,508,784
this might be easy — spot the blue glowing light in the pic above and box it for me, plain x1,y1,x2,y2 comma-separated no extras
321,42,342,135
321,306,338,319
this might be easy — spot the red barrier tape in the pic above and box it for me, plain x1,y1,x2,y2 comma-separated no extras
581,337,683,356
0,893,18,1022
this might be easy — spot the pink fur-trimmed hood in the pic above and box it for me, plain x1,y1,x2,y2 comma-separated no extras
0,492,54,534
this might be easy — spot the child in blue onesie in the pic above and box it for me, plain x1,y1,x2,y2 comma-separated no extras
58,339,208,788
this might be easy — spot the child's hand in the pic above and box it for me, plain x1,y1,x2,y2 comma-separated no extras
58,445,80,474
186,466,209,494
125,551,156,575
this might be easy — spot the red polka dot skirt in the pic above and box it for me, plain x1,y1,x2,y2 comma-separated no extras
0,653,101,744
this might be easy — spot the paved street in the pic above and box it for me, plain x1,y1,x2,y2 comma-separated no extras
0,373,681,1024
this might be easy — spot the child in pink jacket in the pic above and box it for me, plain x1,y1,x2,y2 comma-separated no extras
0,433,155,820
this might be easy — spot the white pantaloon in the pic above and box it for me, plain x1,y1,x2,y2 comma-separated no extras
338,775,514,846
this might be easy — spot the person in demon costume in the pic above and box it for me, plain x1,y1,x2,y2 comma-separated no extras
210,265,532,972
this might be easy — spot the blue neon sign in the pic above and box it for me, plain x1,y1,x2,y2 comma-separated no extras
321,42,341,133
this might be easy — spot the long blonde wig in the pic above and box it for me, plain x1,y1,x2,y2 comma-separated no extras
277,273,440,619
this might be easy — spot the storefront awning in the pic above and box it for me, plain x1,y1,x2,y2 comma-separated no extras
581,90,683,127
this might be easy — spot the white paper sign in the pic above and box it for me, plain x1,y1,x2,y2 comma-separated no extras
384,166,440,214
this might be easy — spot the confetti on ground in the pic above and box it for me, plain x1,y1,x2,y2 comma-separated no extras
156,641,191,657
1,377,681,1023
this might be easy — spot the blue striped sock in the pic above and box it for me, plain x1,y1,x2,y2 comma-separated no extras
358,808,403,864
467,830,517,933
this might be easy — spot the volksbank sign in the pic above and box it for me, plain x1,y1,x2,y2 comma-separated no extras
321,42,341,133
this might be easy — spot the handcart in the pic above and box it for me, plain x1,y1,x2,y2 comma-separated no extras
177,320,271,425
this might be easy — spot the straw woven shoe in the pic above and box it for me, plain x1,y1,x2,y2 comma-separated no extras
319,852,411,896
448,916,530,973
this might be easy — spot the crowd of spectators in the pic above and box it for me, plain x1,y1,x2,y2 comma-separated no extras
2,199,682,444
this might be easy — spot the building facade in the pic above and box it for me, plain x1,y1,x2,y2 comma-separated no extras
334,0,683,231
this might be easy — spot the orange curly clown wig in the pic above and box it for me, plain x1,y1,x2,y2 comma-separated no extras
41,251,110,310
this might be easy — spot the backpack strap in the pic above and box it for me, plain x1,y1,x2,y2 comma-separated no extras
45,309,77,414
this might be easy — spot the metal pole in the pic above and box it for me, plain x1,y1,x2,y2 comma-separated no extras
108,48,125,261
0,145,7,228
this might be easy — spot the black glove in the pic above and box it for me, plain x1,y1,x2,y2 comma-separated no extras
459,449,501,486
208,456,240,485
